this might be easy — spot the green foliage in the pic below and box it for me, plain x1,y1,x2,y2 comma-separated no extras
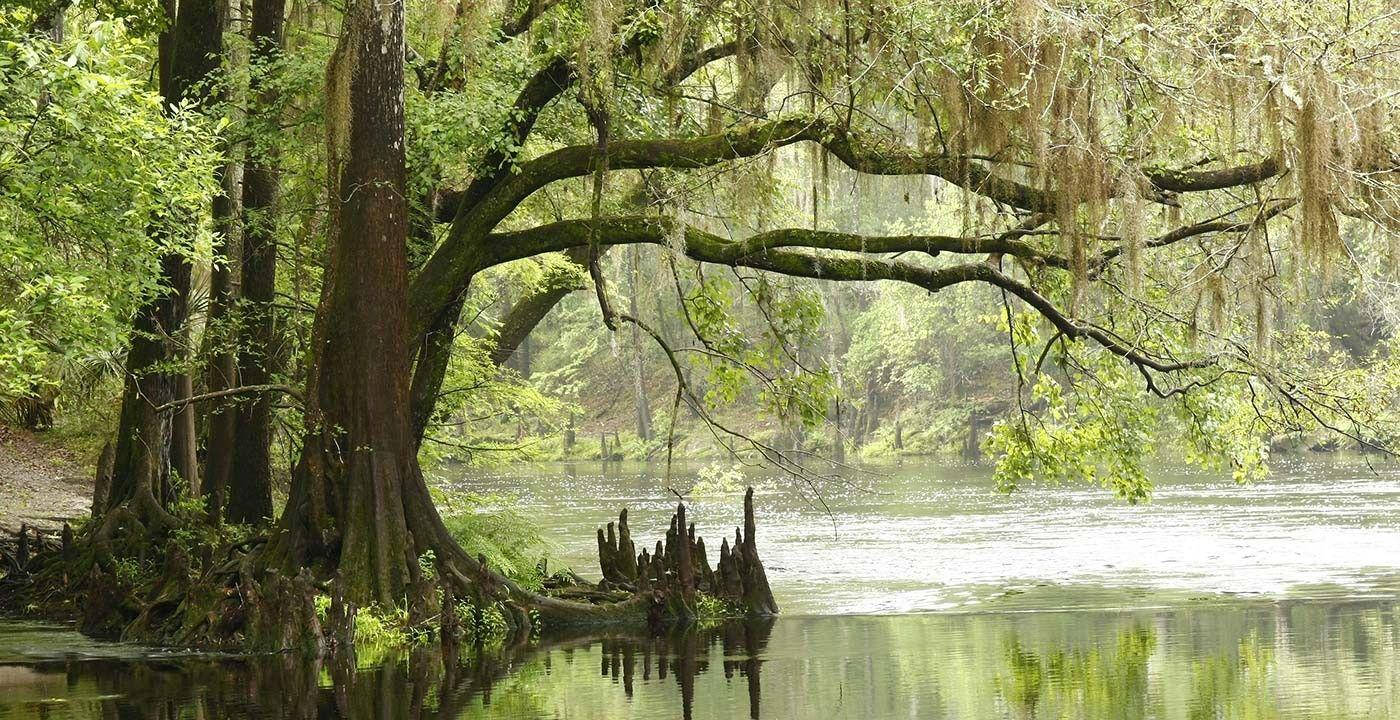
680,270,836,429
5,0,170,37
167,486,254,564
0,19,219,400
988,365,1159,504
842,277,1010,456
430,485,554,590
112,557,144,587
693,592,741,626
311,596,418,663
418,262,575,466
3,0,1396,552
352,605,415,650
690,462,747,496
450,596,512,646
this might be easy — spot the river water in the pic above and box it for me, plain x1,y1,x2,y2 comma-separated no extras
3,457,1399,718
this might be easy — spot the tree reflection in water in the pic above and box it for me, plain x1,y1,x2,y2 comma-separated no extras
585,618,773,719
2,618,773,720
5,603,1400,719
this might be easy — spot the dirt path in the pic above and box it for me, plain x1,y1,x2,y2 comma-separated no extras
0,426,91,535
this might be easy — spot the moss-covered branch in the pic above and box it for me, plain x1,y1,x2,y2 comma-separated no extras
475,216,1217,377
411,115,1289,337
1145,157,1283,193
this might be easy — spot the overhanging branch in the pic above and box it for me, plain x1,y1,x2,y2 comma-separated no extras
477,216,1217,378
433,39,749,224
412,114,1290,338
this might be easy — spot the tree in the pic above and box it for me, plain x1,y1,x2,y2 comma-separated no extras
396,0,1397,495
264,0,419,606
224,0,287,525
261,0,647,625
104,0,220,527
0,22,218,431
273,0,1397,615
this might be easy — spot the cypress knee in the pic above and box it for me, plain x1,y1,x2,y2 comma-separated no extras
694,536,714,592
92,442,114,517
673,503,695,616
596,526,615,583
738,487,778,616
617,509,637,580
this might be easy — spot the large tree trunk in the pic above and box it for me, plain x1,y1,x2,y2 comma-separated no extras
204,159,241,518
268,0,418,606
227,0,286,525
263,6,645,624
107,0,221,518
203,0,247,520
108,262,182,514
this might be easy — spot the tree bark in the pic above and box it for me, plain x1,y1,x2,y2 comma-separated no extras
408,296,465,444
109,259,188,515
173,372,200,494
204,158,241,518
227,0,286,525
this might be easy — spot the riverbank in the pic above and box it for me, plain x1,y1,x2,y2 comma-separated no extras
0,425,89,535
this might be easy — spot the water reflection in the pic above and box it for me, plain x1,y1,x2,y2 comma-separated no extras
545,619,772,720
0,619,773,720
4,600,1400,719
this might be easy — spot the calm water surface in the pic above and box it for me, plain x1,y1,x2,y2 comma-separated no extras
3,457,1400,718
459,456,1400,613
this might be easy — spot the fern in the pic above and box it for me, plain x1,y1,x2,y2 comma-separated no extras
430,485,554,591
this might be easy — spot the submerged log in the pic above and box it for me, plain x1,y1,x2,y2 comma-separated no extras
589,487,778,620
